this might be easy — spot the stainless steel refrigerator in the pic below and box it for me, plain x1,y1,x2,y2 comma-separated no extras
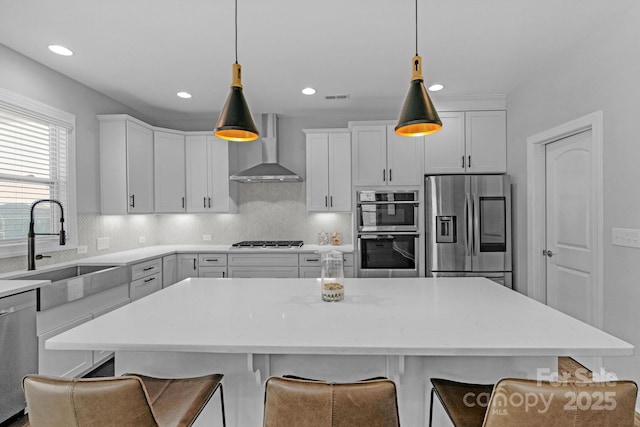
425,175,512,288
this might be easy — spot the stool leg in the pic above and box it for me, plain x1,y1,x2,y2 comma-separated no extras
219,384,226,427
428,387,435,427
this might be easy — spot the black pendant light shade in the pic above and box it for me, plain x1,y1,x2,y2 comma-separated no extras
395,0,442,137
215,64,259,142
395,60,442,137
214,0,259,142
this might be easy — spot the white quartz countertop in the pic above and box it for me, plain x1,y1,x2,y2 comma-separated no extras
47,277,634,357
0,279,49,298
73,244,354,266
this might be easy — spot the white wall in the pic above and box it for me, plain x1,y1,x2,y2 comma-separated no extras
507,4,640,384
0,43,154,213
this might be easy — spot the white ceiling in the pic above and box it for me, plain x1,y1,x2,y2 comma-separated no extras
1,0,637,122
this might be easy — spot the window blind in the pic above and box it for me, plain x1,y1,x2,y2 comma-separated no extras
0,108,68,243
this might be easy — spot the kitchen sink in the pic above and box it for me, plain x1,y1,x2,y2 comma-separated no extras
17,265,116,282
15,264,131,311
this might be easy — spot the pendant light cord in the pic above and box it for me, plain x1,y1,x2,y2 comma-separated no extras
415,0,418,56
235,0,238,64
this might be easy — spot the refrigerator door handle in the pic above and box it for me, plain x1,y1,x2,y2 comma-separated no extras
465,193,472,256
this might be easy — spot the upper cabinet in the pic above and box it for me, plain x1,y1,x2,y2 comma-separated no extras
351,123,423,186
154,130,185,213
99,115,238,214
185,134,238,213
304,129,351,212
99,115,154,214
424,111,506,174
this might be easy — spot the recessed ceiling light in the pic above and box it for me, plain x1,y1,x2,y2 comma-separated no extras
177,91,192,99
301,87,316,96
428,83,444,92
48,45,73,56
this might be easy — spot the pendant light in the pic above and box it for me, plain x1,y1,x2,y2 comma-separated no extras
395,0,442,137
214,0,259,142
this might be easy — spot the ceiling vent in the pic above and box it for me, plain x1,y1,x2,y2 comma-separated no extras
324,94,350,100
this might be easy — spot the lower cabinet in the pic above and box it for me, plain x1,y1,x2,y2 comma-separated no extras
198,254,227,278
38,314,93,377
130,258,162,302
298,253,354,278
177,253,199,282
92,298,130,366
227,253,299,278
162,254,177,288
36,284,129,377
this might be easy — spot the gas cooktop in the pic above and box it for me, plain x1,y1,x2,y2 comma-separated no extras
231,240,304,248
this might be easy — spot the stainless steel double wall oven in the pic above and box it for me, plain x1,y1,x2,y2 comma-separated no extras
356,190,419,277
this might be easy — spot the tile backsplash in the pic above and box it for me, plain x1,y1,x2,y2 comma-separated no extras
0,182,352,274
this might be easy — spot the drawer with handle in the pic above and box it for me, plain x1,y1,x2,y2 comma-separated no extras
131,258,162,281
130,273,162,301
299,253,354,267
198,254,228,267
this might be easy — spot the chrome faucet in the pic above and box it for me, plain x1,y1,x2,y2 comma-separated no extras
27,199,66,270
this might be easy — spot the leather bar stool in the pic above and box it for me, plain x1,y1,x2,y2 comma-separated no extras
429,378,494,427
429,377,638,427
482,378,638,427
263,376,400,427
23,373,225,427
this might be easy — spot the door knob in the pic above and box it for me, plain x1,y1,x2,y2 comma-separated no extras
543,249,554,257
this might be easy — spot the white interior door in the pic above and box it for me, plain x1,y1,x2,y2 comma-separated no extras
545,130,594,325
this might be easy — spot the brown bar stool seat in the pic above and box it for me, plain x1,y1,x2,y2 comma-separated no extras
263,376,400,427
23,373,225,427
483,378,638,427
429,378,494,427
430,377,638,427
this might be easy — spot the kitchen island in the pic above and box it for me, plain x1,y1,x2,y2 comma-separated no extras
47,277,633,426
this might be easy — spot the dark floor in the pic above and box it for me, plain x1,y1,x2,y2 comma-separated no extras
1,358,115,427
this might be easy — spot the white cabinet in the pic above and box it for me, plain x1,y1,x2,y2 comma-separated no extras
424,111,506,174
228,253,299,278
162,254,177,288
154,131,186,212
198,254,227,278
351,124,423,186
185,134,238,213
36,284,129,377
304,129,351,212
130,258,162,302
38,314,93,377
298,252,354,278
99,115,154,214
92,298,130,365
177,253,199,281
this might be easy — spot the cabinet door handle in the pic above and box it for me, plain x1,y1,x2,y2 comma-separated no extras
389,169,392,181
208,197,211,208
130,194,135,208
461,156,465,168
182,197,185,208
193,259,197,270
144,277,156,283
203,197,207,208
468,155,471,168
222,271,226,278
143,266,154,271
383,169,386,181
325,196,328,207
330,196,333,207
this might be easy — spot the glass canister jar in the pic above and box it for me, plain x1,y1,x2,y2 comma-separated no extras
321,250,344,302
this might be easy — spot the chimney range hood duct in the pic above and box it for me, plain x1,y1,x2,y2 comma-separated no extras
229,113,302,182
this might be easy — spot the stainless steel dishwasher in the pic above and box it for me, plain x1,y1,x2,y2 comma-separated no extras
0,289,38,423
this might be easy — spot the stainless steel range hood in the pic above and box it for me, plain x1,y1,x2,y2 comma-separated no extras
230,113,302,182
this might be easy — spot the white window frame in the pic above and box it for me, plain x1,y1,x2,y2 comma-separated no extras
0,88,77,258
